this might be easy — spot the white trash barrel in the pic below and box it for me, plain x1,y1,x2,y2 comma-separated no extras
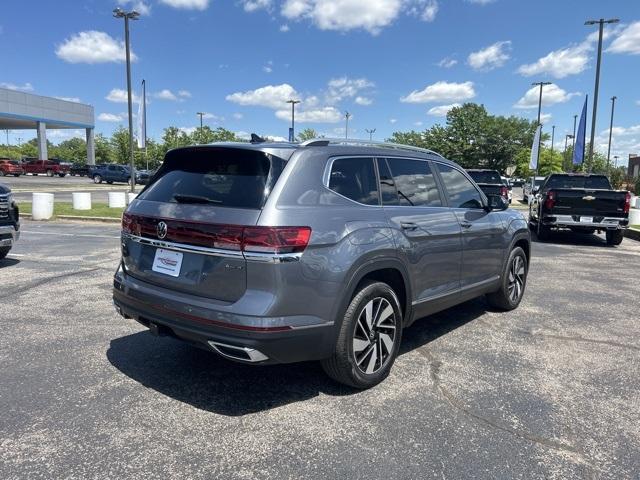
127,192,138,205
634,197,640,209
72,192,92,210
629,208,640,226
108,192,127,208
32,193,54,220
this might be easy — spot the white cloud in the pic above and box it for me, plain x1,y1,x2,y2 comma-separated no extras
355,96,372,106
263,65,273,73
200,112,222,120
154,89,179,101
226,83,299,109
517,38,592,79
0,82,34,92
437,56,457,68
242,0,272,12
159,0,210,10
281,0,438,35
280,24,290,32
264,134,288,142
514,83,579,109
56,31,137,64
467,41,511,71
117,0,151,15
233,112,244,120
389,118,397,124
608,21,640,55
54,96,81,103
539,113,552,125
178,90,192,98
106,88,140,104
48,129,85,141
401,81,476,103
98,113,125,122
178,126,197,135
275,106,342,123
326,77,374,104
427,103,461,116
466,0,495,4
414,121,424,127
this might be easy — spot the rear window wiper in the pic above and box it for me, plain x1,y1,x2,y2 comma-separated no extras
173,194,222,205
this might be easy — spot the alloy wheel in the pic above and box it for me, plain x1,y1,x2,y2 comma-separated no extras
353,297,397,375
508,255,526,303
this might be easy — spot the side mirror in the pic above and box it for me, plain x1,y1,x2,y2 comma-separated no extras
486,194,509,211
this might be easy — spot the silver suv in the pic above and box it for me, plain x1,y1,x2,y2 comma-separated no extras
113,139,530,388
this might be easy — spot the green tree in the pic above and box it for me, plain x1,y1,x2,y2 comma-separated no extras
95,133,113,164
110,126,132,164
296,128,319,142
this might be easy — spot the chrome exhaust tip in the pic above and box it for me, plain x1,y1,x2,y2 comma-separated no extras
208,341,269,363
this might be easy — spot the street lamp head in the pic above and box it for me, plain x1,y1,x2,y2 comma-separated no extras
113,7,125,17
585,18,619,25
286,99,301,105
113,7,140,19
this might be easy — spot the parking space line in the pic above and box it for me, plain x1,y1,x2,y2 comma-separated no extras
21,230,120,239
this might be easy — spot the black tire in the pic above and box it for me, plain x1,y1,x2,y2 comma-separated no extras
107,181,113,184
13,174,20,177
606,230,624,246
321,281,403,389
93,175,102,184
0,247,10,260
536,219,550,241
486,246,528,311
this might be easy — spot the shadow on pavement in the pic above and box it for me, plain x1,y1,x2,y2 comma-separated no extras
107,298,489,416
0,257,20,268
531,229,611,247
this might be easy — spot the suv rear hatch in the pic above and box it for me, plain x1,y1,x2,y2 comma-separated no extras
121,146,286,303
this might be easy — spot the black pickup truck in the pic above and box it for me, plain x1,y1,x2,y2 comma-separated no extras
0,182,20,260
528,173,630,245
466,169,509,203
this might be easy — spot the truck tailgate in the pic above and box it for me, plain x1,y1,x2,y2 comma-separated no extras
550,189,628,217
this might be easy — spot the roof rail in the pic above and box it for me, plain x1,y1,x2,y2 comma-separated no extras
299,137,442,157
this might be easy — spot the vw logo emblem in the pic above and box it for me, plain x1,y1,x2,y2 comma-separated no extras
157,221,168,239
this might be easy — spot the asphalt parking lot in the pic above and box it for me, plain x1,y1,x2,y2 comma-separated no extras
1,221,639,479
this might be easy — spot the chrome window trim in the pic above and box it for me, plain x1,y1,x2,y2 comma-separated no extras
431,159,487,209
122,232,303,263
322,155,382,208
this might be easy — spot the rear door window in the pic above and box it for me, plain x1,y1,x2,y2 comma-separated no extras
385,158,442,207
467,170,502,184
139,148,284,209
328,157,379,205
436,164,484,209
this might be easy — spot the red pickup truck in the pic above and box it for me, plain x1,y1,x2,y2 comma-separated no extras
23,159,70,177
0,159,25,177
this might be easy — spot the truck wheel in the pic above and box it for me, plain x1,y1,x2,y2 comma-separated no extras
487,246,528,311
321,281,402,389
13,174,20,177
58,173,66,178
46,170,54,177
93,175,102,184
0,247,10,260
606,230,624,246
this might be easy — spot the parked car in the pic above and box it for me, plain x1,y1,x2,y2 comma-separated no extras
135,169,153,185
91,164,132,184
528,173,631,245
22,159,70,177
0,181,20,260
466,169,509,203
511,178,525,187
523,176,546,203
501,176,513,204
0,159,25,177
70,163,92,176
113,139,531,388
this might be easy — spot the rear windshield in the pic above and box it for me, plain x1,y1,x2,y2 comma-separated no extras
534,178,545,186
467,170,501,184
545,175,611,190
139,148,284,209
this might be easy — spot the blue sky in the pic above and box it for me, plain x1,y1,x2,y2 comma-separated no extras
1,0,639,165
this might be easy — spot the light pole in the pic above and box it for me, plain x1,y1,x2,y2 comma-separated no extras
113,7,140,193
365,128,376,141
4,130,8,146
532,81,551,175
196,112,205,144
550,125,555,155
572,114,577,150
585,18,620,166
564,134,574,171
606,96,617,169
613,155,619,168
286,99,300,141
344,111,351,139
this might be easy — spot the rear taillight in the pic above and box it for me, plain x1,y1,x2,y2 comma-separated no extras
500,186,509,198
624,192,631,214
243,226,312,254
122,214,311,255
544,190,556,210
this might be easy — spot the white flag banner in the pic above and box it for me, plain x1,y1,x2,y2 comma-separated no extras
529,124,541,170
137,80,146,149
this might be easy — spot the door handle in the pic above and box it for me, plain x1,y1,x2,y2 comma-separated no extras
400,222,418,231
460,221,472,229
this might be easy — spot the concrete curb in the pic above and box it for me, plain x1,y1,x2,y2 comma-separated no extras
624,228,640,242
19,212,121,223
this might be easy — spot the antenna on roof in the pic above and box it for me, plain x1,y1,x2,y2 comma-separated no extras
250,133,266,144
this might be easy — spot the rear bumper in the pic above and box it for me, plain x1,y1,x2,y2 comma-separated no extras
542,214,628,230
0,223,20,248
112,265,337,365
